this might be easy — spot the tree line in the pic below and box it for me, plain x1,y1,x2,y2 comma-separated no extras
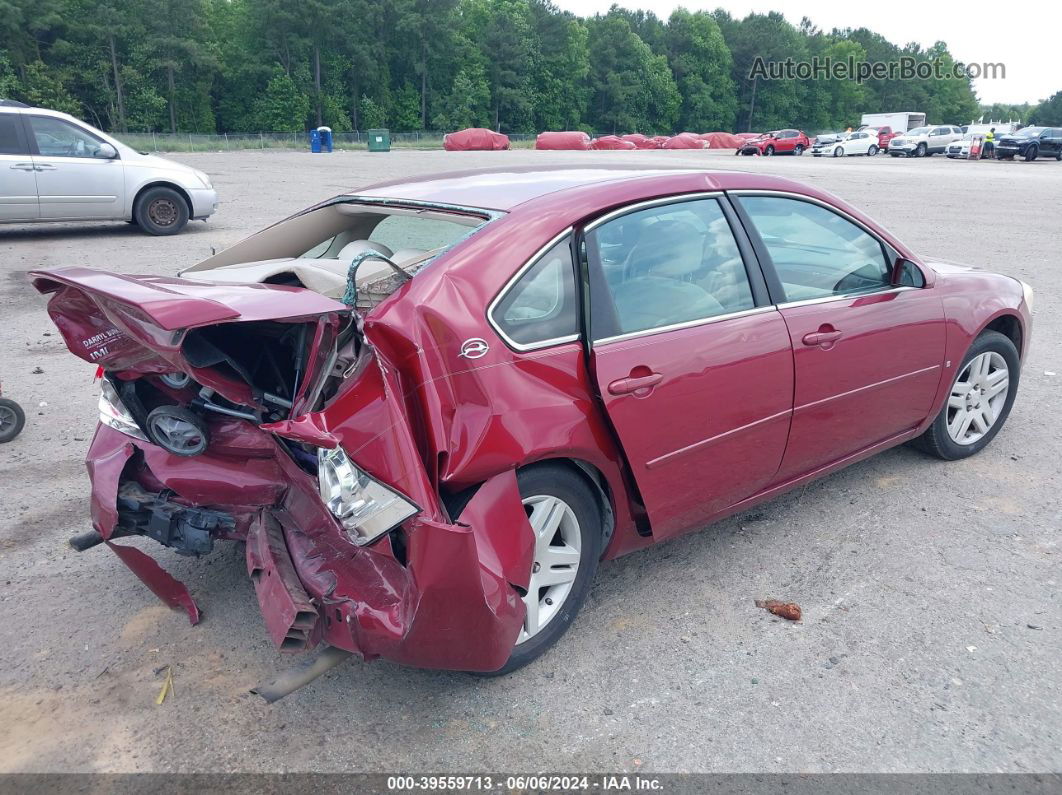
2,0,1059,136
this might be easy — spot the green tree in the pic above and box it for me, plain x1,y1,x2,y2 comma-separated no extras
254,67,310,131
1030,91,1062,125
530,5,589,130
432,63,491,129
666,9,735,131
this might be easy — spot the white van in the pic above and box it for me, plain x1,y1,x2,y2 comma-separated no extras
0,100,217,234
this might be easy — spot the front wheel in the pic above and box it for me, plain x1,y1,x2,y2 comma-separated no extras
833,146,843,157
486,463,602,675
1024,145,1038,162
0,397,26,443
764,145,774,156
134,187,190,236
915,143,927,158
913,331,1020,460
868,144,879,156
794,144,804,156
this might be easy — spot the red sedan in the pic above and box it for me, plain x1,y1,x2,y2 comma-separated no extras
31,167,1032,696
737,129,811,156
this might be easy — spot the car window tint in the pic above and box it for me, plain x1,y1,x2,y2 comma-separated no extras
492,236,578,347
0,115,26,154
368,214,472,254
740,196,891,302
29,116,106,157
587,198,755,339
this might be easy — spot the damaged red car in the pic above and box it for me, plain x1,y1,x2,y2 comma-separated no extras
32,166,1033,696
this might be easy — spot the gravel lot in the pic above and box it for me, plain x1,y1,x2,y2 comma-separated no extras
0,149,1058,774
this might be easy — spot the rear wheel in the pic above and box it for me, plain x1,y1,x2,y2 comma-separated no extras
0,398,26,443
1024,145,1038,161
135,187,189,236
486,463,602,675
794,144,804,156
913,331,1019,460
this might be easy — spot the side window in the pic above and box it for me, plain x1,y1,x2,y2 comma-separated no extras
739,196,891,302
0,114,28,155
491,236,579,347
586,198,756,339
29,116,107,158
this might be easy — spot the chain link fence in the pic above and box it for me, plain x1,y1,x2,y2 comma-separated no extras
114,131,545,153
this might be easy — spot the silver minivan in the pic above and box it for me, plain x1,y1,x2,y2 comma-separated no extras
0,100,217,235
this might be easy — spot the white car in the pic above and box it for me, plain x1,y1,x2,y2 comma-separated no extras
888,125,963,158
811,129,880,157
0,100,217,234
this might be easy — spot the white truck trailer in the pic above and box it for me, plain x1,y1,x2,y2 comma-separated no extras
860,112,926,133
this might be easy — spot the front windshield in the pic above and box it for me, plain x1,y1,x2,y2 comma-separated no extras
1014,127,1043,138
905,127,929,136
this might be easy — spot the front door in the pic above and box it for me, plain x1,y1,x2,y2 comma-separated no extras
26,115,125,219
585,195,794,539
0,112,39,221
735,194,946,482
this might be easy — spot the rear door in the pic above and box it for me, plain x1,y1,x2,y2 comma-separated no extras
26,114,126,219
584,195,794,539
733,193,946,482
0,111,39,221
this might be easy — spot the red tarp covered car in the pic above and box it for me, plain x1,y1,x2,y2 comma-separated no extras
535,131,592,150
619,134,660,149
443,128,510,151
661,134,709,149
590,135,636,150
700,132,745,150
31,168,1032,699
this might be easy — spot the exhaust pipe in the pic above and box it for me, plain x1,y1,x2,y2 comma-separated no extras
250,645,354,703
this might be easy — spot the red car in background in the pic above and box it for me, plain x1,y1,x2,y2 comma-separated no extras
737,129,811,155
31,167,1033,697
866,125,898,151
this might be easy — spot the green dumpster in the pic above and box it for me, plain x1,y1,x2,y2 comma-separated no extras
367,129,390,152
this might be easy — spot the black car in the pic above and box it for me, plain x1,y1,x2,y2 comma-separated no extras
994,127,1062,161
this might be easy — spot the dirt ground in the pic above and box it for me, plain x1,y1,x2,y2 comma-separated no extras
0,148,1058,774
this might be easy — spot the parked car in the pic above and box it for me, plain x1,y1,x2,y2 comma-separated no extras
736,129,810,156
871,125,898,151
0,99,217,234
994,127,1062,161
945,137,975,159
31,167,1032,692
811,129,880,157
888,125,963,157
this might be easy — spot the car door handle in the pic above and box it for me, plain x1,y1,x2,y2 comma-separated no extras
9,163,35,171
802,329,843,346
608,373,663,395
34,164,57,171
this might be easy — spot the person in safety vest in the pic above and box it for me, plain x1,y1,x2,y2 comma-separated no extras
983,127,996,159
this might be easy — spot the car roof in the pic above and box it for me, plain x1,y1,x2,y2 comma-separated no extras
351,166,817,212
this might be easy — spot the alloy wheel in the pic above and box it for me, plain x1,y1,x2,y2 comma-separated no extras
947,352,1010,445
517,494,582,644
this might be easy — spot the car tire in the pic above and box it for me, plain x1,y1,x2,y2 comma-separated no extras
134,187,190,236
915,143,926,158
1024,145,1038,162
912,330,1020,461
1056,150,1062,161
833,146,843,157
764,145,774,156
794,144,804,155
868,144,878,156
481,462,602,676
0,397,26,443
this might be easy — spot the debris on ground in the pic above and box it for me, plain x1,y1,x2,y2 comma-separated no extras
31,366,44,374
155,665,174,705
755,599,802,621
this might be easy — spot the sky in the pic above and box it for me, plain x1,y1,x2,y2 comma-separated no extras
553,0,1058,106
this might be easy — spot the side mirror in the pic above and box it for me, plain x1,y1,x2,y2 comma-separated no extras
891,258,925,288
95,143,118,159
